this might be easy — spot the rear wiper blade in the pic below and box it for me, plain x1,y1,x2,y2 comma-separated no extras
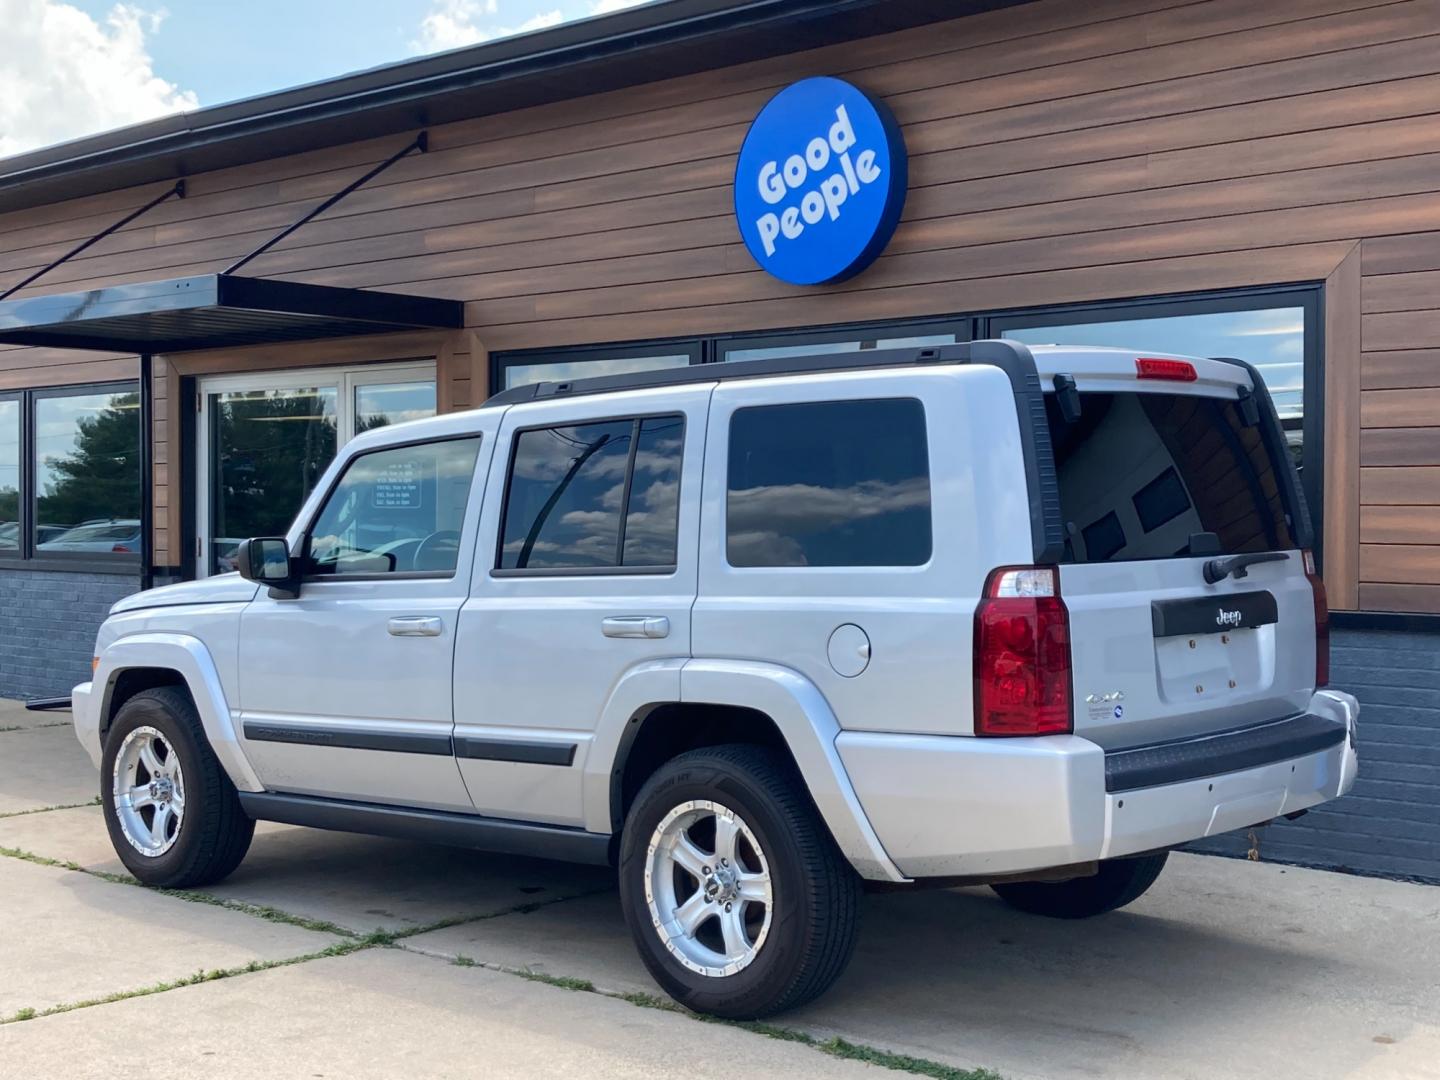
1202,551,1289,584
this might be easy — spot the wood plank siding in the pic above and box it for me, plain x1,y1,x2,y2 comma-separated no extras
0,0,1437,606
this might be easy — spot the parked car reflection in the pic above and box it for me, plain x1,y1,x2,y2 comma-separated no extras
37,519,141,554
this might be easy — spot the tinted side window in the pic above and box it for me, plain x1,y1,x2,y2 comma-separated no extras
307,437,481,576
727,399,931,567
499,415,684,571
623,417,684,567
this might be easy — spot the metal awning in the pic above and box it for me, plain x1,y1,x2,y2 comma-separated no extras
0,135,460,355
0,274,464,353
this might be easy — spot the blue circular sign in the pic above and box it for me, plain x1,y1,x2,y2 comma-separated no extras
734,77,908,286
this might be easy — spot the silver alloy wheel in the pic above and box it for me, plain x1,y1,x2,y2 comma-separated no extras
643,799,773,977
112,725,185,857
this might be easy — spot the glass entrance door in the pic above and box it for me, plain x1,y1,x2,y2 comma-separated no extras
197,363,435,575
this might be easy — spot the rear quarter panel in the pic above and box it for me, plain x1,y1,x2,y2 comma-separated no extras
694,365,1031,736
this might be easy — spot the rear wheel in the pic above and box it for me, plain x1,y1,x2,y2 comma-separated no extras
991,852,1168,919
101,686,254,889
619,745,860,1018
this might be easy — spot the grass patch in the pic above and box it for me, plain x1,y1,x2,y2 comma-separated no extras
817,1037,1003,1080
0,844,82,871
512,969,596,993
157,888,357,938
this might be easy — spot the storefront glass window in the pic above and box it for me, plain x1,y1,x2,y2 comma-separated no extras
34,388,141,557
210,387,338,574
0,399,18,552
355,380,437,433
502,352,693,391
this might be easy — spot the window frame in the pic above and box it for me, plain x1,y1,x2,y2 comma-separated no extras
296,431,484,584
983,285,1324,565
492,410,686,578
0,380,142,574
713,317,972,363
0,390,21,563
493,340,703,393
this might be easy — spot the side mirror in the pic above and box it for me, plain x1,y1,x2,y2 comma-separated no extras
235,537,300,599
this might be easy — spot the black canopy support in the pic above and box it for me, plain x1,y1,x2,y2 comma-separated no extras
225,131,429,275
0,181,185,302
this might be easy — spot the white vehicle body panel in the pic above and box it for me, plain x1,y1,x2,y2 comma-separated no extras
694,365,1029,738
453,384,711,827
235,412,501,812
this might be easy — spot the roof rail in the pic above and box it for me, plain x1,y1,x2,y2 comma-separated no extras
483,339,1029,407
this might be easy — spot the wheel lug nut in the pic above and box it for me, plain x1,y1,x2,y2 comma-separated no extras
725,903,732,913
703,866,711,875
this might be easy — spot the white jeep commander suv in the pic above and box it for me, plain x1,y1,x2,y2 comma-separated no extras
73,340,1358,1018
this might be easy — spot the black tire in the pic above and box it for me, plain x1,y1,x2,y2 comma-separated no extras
618,744,861,1019
101,686,254,889
991,852,1169,919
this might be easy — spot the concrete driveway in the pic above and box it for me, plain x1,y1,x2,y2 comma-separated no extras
1,697,1436,1080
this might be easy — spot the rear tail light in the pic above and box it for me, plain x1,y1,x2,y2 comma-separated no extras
1135,357,1197,382
112,544,132,553
974,566,1073,736
1303,550,1329,688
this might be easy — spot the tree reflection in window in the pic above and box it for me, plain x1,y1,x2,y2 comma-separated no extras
0,399,18,551
34,389,140,555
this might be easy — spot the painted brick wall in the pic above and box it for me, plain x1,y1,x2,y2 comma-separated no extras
0,570,138,699
1192,627,1440,883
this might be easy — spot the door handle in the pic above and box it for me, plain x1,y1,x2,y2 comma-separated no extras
387,616,444,637
601,616,670,640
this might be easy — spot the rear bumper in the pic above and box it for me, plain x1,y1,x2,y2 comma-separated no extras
836,690,1359,880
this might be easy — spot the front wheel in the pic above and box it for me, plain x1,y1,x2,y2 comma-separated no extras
991,852,1169,919
101,686,254,889
618,745,860,1019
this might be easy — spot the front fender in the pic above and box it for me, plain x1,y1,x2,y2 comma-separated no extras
84,632,263,792
681,659,907,883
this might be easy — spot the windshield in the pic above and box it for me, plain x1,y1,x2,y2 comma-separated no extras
1046,391,1296,563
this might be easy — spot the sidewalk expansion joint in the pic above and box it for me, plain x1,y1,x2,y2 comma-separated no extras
0,887,615,1028
432,951,1005,1080
0,938,378,1026
0,840,611,942
0,798,101,820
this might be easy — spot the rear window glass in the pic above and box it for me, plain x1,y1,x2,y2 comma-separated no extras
727,398,931,567
1046,392,1295,563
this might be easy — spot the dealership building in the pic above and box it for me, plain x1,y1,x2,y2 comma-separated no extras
0,0,1434,880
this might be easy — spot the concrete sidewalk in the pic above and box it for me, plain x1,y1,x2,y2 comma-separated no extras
1,700,1436,1079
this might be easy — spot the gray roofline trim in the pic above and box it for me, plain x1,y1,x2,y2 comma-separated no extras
0,0,1018,214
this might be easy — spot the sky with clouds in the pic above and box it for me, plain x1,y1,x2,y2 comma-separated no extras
0,0,656,158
